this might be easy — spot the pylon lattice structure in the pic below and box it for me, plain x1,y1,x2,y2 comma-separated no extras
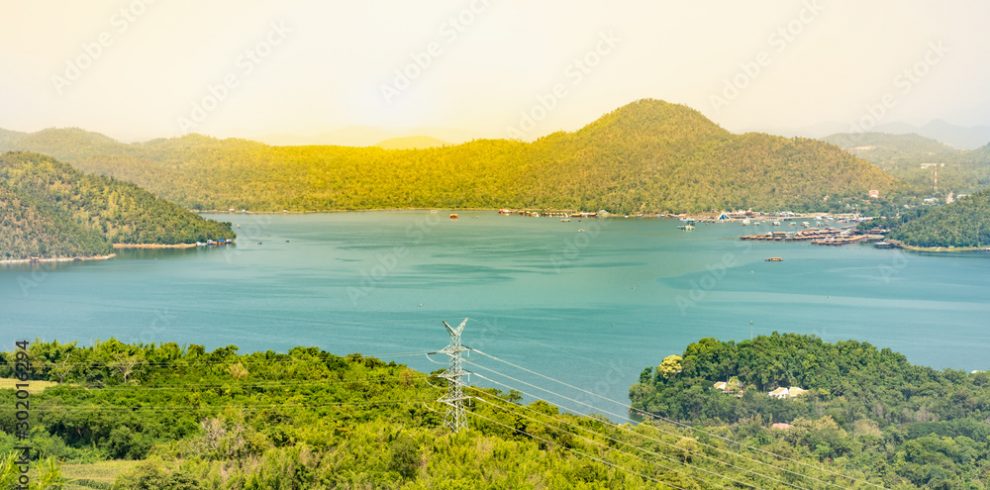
437,318,469,432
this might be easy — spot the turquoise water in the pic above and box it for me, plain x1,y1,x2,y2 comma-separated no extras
2,211,989,415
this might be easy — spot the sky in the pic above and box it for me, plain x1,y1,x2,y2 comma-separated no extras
1,0,988,144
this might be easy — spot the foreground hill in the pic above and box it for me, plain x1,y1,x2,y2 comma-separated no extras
0,152,235,261
823,132,990,192
886,189,990,249
0,100,896,213
631,333,990,488
6,335,982,488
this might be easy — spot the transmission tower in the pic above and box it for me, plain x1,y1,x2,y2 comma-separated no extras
437,318,469,432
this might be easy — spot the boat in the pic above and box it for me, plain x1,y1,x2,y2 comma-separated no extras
765,257,784,262
741,218,752,226
678,224,695,231
560,218,572,222
449,213,459,220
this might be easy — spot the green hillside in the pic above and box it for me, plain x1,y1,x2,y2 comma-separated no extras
6,335,984,488
0,100,896,214
0,152,235,261
887,189,990,248
630,333,990,488
824,132,990,192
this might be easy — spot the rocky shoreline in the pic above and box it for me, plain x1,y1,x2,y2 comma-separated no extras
0,254,117,266
112,243,199,249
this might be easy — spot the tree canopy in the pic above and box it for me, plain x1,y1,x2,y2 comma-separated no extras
0,152,234,260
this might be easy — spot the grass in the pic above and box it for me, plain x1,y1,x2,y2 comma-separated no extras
0,377,58,393
61,460,142,489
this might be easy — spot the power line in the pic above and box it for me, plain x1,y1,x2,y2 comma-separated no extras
466,366,806,490
460,405,689,490
470,348,883,489
468,387,740,489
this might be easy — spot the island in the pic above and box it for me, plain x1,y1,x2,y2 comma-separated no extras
0,152,235,264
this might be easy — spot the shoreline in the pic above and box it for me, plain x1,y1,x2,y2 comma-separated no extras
0,253,116,266
1,241,232,265
113,243,199,250
888,239,990,254
197,207,865,222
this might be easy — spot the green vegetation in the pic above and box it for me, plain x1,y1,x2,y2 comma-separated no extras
630,333,990,488
824,132,990,193
887,189,990,248
0,336,985,488
0,100,896,214
0,152,235,261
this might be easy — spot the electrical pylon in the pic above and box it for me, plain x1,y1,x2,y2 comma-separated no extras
437,318,469,432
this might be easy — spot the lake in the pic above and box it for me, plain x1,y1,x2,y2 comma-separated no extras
2,211,988,417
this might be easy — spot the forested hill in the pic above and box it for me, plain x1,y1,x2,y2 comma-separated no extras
823,132,990,192
0,99,896,213
887,189,990,248
630,333,990,488
0,152,235,261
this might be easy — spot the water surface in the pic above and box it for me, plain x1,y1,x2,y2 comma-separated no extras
2,211,988,415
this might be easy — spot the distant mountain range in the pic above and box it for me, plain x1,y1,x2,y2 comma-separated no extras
822,132,990,192
0,99,895,214
0,152,234,261
769,120,990,151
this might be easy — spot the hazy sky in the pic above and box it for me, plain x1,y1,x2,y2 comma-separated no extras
1,1,988,143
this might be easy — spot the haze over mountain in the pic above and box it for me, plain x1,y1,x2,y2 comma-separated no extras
0,152,235,261
0,100,895,214
376,136,448,150
823,132,990,192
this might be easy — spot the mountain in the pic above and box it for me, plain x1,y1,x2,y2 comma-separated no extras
823,132,990,192
376,135,448,150
775,120,990,150
886,119,990,150
0,152,235,261
0,99,896,213
0,128,26,147
254,126,477,146
887,189,990,249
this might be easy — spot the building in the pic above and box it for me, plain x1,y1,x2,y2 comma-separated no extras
768,386,808,399
768,387,790,399
868,189,881,199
